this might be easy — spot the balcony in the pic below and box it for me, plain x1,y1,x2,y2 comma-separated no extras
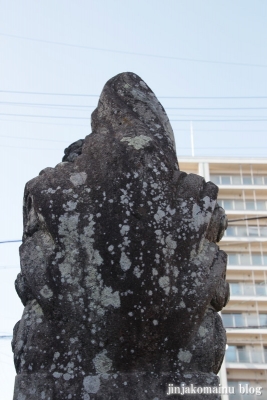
222,225,267,243
225,345,267,366
222,313,267,329
227,253,267,267
229,282,267,297
219,199,267,213
211,174,267,186
225,226,267,238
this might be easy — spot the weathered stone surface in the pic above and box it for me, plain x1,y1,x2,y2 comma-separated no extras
62,139,85,162
13,72,229,399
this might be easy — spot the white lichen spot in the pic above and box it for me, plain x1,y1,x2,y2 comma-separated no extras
64,201,77,211
166,205,176,215
80,221,103,267
70,172,87,186
40,285,53,299
179,300,186,308
154,209,165,223
158,276,170,295
32,301,44,316
120,252,131,271
153,320,158,326
133,266,143,278
83,375,100,394
101,286,120,308
165,235,177,250
53,372,63,379
198,326,208,337
178,349,192,363
191,196,216,231
59,263,72,278
120,135,152,150
120,225,130,236
93,350,112,374
163,235,177,257
108,245,114,252
58,213,79,237
63,373,72,381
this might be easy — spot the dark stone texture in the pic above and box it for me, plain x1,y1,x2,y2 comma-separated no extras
62,139,85,162
13,72,229,399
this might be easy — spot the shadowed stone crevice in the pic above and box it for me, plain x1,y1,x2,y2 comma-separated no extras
62,139,85,162
12,72,229,400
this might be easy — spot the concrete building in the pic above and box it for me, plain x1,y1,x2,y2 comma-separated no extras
179,157,267,400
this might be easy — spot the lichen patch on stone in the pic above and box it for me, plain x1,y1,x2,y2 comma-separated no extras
40,285,53,299
83,375,100,394
70,172,87,186
120,135,152,150
178,349,192,363
93,350,112,374
120,251,131,271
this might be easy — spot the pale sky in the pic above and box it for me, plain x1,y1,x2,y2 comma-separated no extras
1,1,267,398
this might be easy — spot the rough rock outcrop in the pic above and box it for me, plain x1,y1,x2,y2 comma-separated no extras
12,72,229,400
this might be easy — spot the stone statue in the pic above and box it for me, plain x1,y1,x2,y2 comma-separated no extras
12,72,229,399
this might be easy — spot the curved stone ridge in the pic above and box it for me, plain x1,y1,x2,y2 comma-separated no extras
12,72,229,400
91,72,176,151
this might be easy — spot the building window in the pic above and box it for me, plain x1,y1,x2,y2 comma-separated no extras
219,199,267,211
225,345,264,364
228,252,267,266
229,282,267,297
246,313,259,327
226,345,238,362
210,174,267,186
255,282,267,296
237,346,249,363
221,313,243,327
264,347,267,363
243,175,253,185
259,314,267,327
224,225,267,237
222,313,267,328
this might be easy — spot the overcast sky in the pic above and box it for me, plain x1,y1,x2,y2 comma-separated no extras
1,1,267,398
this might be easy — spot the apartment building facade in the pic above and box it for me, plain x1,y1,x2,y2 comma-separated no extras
179,157,267,400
